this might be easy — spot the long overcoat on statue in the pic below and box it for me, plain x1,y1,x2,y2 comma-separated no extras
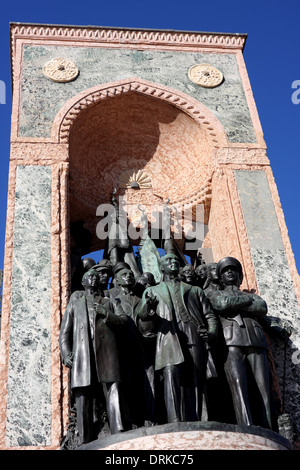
59,294,128,389
137,281,218,371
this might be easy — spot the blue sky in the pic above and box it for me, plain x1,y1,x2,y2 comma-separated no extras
0,0,299,275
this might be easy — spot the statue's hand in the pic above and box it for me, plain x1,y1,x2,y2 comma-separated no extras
94,303,107,318
198,326,217,346
145,292,158,315
197,326,208,342
64,352,73,368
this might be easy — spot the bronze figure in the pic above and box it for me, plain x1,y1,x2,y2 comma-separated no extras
136,253,218,423
207,257,273,428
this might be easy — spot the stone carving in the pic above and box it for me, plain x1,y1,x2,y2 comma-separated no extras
119,169,152,189
42,57,79,82
188,63,223,88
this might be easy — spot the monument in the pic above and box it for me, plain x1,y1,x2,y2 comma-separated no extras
0,23,299,450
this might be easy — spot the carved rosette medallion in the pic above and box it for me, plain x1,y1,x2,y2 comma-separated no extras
42,57,79,83
188,64,223,88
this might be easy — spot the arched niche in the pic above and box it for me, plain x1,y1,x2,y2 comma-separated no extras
62,79,228,266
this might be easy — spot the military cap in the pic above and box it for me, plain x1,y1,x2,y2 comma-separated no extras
216,256,243,283
81,257,96,271
112,261,131,276
94,259,112,274
81,268,100,283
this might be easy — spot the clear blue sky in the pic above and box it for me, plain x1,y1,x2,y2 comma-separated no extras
0,0,299,275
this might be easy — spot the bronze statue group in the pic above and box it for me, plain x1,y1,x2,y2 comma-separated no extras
60,249,288,447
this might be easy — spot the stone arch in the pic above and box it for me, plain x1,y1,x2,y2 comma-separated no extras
54,78,230,264
51,77,229,148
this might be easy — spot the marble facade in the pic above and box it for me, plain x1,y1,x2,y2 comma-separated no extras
0,23,299,450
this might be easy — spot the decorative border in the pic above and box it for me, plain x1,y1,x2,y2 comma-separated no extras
53,77,228,148
11,23,247,49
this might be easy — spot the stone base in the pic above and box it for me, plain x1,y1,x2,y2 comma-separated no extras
77,421,293,451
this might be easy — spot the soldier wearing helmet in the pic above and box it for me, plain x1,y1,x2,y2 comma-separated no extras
207,256,272,429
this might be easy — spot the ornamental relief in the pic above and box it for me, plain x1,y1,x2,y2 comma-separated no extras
188,63,223,88
43,57,79,82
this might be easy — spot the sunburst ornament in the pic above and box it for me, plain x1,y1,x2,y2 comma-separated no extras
119,169,152,189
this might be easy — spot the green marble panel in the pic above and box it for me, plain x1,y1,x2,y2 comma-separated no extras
235,170,284,250
19,45,256,143
6,165,52,446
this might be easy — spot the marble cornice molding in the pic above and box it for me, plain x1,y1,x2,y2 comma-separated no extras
10,23,247,51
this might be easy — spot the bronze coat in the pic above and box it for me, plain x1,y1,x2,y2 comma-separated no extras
59,294,128,388
208,288,268,349
137,281,218,371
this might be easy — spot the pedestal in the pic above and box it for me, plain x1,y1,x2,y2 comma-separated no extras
77,422,292,451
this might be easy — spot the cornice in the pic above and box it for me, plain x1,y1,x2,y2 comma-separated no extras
10,22,247,53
